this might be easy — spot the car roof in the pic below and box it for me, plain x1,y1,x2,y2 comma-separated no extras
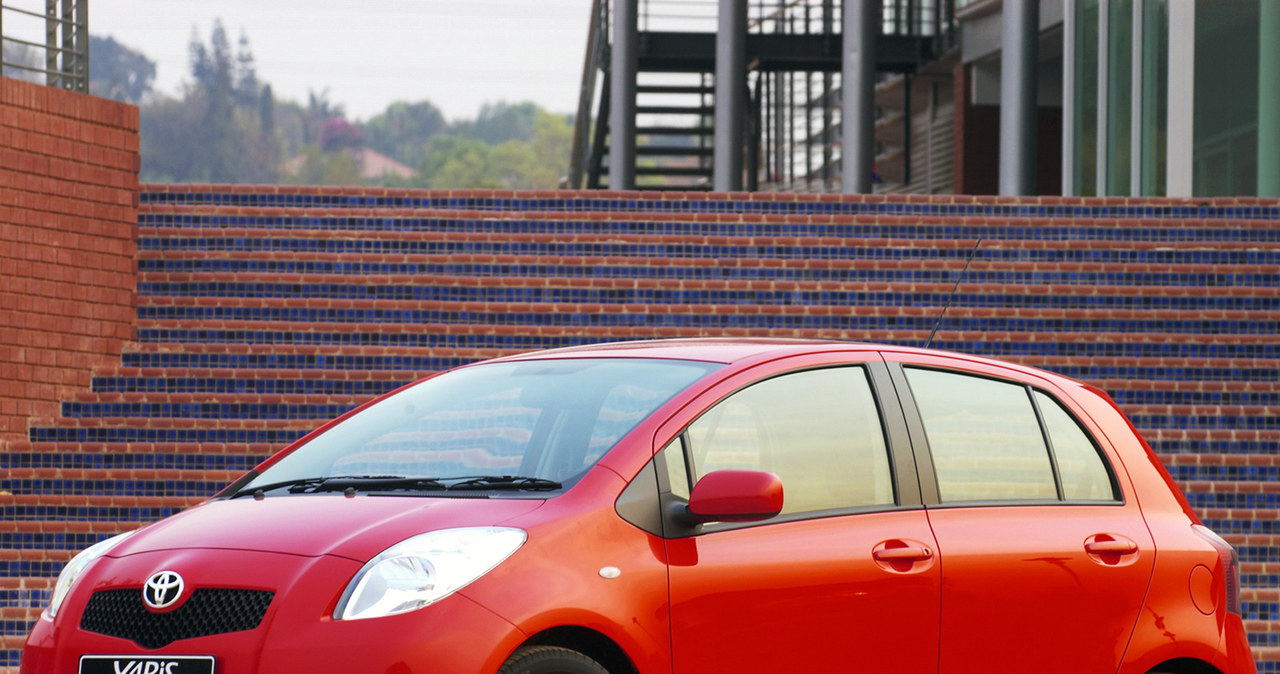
489,338,1087,389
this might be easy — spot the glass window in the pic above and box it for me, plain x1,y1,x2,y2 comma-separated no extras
905,368,1057,502
245,358,720,490
685,367,894,515
1193,0,1259,196
1035,391,1117,501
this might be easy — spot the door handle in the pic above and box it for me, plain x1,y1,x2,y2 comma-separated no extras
1084,539,1138,555
873,545,934,562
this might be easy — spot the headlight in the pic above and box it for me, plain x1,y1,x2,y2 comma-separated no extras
47,530,137,619
335,527,526,621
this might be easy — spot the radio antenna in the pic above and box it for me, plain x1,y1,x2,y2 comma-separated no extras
924,237,983,349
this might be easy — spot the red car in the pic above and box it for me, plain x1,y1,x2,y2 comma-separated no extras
22,340,1255,674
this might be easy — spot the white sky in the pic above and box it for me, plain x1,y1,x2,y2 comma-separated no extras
84,0,595,121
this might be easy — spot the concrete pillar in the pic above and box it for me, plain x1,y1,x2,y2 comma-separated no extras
714,0,747,191
842,0,877,193
610,0,638,190
1260,0,1280,196
999,0,1039,196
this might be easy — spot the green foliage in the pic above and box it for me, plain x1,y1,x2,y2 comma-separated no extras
453,101,542,145
139,22,277,183
360,101,447,168
414,111,572,190
125,20,574,188
89,36,156,104
281,145,364,186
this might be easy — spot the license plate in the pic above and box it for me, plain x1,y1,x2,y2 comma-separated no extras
79,655,215,674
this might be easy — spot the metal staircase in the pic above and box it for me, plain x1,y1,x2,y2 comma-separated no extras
569,0,958,193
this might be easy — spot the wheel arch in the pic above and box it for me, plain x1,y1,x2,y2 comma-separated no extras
1148,657,1223,674
518,625,640,674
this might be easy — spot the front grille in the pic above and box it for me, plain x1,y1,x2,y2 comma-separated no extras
81,588,274,649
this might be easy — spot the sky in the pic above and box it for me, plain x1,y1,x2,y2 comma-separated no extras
86,0,595,121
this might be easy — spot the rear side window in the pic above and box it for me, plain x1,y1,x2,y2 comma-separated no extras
905,367,1117,504
683,367,895,515
1034,391,1116,501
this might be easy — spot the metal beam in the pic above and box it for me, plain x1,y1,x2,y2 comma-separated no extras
843,0,878,194
635,32,928,74
610,0,638,190
714,0,747,191
999,0,1039,196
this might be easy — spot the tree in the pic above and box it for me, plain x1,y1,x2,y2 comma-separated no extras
454,101,541,145
89,36,156,104
234,30,260,107
360,100,447,168
140,21,277,183
282,144,364,186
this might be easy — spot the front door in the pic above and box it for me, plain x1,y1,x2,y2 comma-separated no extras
662,363,942,672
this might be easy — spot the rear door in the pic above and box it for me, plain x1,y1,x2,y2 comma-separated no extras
888,355,1155,673
659,354,941,673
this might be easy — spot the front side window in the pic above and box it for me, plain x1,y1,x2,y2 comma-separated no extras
682,367,895,515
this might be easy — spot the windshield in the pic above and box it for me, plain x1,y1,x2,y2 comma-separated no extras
236,358,720,495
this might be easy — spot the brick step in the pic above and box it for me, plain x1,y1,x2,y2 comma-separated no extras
61,394,368,421
1165,463,1280,484
17,421,1279,456
1,493,203,524
136,227,1280,267
85,366,1280,405
3,634,35,664
1250,627,1280,650
1,440,274,456
1126,407,1280,431
1184,491,1280,511
0,548,77,579
0,442,269,473
1,468,240,497
25,417,313,446
0,521,137,554
1200,506,1280,525
134,208,1280,244
133,297,1280,336
137,250,1280,288
1140,428,1279,455
91,372,422,396
135,186,1280,221
135,276,1280,313
104,345,1280,382
128,324,1280,362
44,399,1270,431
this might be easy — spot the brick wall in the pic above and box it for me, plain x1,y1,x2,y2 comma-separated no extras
0,77,139,440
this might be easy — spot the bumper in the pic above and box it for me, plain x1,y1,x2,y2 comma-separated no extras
22,550,525,674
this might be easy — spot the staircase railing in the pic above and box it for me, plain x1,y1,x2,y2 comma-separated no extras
0,0,90,93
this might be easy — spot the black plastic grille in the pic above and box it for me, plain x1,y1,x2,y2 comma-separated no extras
80,588,274,649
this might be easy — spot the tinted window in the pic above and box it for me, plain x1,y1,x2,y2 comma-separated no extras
685,367,894,515
246,358,720,489
1034,391,1117,501
905,368,1058,502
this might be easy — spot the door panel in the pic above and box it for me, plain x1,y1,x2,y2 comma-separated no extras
668,511,940,673
929,505,1154,673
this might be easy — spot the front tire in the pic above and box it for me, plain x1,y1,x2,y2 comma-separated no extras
497,646,610,674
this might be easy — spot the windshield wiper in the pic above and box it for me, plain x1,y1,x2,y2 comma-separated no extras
229,475,448,498
229,474,561,499
446,475,563,492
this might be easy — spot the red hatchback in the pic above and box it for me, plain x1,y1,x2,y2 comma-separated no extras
22,340,1255,674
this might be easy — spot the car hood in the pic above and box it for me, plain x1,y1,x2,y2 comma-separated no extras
109,495,547,562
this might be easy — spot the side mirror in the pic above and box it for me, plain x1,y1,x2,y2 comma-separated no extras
685,470,784,523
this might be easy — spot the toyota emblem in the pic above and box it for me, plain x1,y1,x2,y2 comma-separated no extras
143,571,185,610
